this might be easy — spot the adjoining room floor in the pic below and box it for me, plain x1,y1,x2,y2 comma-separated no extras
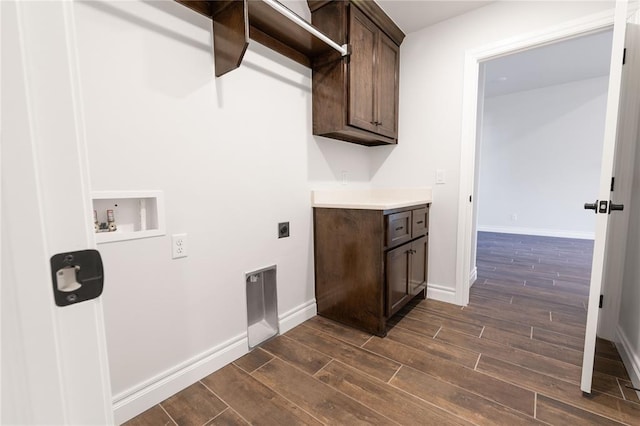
126,232,640,425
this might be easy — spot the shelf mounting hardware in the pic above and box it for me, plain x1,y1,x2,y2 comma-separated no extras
262,0,349,57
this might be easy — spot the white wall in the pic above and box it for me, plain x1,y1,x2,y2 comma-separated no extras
477,76,608,239
65,0,619,421
370,0,614,300
72,1,371,422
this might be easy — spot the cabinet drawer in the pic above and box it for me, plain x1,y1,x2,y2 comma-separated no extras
412,208,428,238
386,211,411,248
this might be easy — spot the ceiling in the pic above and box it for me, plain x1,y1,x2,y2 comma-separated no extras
374,1,613,98
377,0,493,34
483,29,613,97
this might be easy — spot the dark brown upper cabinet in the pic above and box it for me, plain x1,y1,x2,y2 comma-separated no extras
175,1,403,145
309,0,405,146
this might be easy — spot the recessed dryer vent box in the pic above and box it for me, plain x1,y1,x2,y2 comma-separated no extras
246,265,279,349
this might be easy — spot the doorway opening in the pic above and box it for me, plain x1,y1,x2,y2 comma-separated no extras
463,25,640,399
471,29,613,309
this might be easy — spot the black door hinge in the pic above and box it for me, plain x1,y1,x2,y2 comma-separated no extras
623,48,626,65
611,177,615,192
599,294,604,308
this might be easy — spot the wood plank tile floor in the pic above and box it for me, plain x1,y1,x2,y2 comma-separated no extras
126,232,640,425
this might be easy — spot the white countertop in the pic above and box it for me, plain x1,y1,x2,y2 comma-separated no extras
312,188,432,210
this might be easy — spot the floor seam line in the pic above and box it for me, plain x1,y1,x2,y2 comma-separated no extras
158,402,179,426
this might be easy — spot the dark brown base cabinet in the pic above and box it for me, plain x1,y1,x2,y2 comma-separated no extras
313,204,429,336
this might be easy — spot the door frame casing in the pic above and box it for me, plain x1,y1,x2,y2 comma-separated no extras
2,0,113,423
455,8,615,307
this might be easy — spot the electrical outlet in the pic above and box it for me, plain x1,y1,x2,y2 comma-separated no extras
436,169,446,184
278,222,290,238
511,213,518,222
172,233,187,259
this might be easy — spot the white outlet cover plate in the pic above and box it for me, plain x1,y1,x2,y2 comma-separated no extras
172,233,187,259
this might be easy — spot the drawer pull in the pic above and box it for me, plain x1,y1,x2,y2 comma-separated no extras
416,221,424,224
395,227,404,231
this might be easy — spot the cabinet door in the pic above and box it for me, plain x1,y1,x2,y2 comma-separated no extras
409,236,428,296
386,244,410,317
348,7,377,133
375,31,399,139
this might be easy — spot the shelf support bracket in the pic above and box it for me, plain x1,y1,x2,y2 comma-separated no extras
212,0,249,77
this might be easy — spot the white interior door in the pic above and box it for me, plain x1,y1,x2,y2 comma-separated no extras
1,1,113,423
581,0,639,393
597,5,640,342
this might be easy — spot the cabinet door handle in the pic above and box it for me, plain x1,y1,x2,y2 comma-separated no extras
416,221,423,224
395,227,404,231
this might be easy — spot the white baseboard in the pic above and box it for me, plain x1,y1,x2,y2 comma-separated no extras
477,225,594,240
427,283,457,304
616,325,640,400
279,299,317,334
113,299,316,425
112,333,247,425
469,267,478,287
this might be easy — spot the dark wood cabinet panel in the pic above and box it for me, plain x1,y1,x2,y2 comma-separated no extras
386,245,410,317
310,0,405,146
313,208,386,335
314,204,429,336
410,236,428,296
375,32,399,138
348,7,377,134
412,207,429,239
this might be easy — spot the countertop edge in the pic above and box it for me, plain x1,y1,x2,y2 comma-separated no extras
312,199,432,210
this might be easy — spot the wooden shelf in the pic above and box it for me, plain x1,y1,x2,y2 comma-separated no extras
176,0,344,75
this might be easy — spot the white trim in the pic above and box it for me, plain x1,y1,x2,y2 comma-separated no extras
469,268,478,288
113,299,316,424
65,0,115,417
279,299,317,334
427,283,457,305
112,333,247,425
456,8,615,310
8,1,114,423
477,226,595,240
616,325,640,400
